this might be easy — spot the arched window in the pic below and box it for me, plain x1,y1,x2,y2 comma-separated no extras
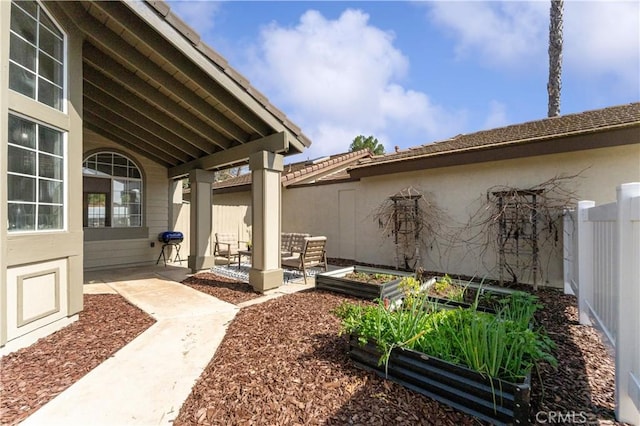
82,152,142,228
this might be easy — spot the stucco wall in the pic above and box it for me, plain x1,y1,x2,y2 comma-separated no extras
352,144,639,287
210,143,638,288
82,130,170,270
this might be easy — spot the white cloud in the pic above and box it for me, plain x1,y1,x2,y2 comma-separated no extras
427,2,548,69
247,9,463,158
426,1,639,91
166,1,221,38
564,1,639,88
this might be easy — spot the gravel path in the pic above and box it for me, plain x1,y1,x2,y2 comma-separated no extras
0,272,622,425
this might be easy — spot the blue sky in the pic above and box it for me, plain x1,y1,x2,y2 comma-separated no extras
167,1,639,161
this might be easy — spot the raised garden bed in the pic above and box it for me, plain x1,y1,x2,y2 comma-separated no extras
316,266,414,301
423,276,516,313
349,335,531,425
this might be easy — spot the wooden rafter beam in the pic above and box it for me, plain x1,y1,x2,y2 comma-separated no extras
83,45,232,151
83,100,192,164
84,80,209,158
60,2,249,142
84,120,176,168
168,132,289,179
89,1,274,137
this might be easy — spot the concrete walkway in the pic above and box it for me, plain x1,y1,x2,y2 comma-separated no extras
21,264,314,425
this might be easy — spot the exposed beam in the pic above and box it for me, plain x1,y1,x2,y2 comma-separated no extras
84,120,175,168
83,45,232,150
84,82,205,159
83,100,192,164
168,132,289,179
60,2,249,142
84,65,223,154
89,1,273,137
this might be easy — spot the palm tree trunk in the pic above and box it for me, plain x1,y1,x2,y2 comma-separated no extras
548,0,564,117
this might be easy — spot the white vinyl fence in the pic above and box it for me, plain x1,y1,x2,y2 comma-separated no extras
564,182,640,425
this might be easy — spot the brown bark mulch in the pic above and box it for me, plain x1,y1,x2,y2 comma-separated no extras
175,287,622,425
0,294,155,426
0,276,622,425
181,272,262,305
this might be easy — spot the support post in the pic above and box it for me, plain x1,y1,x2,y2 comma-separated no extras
562,210,575,295
188,169,216,272
249,151,284,292
616,183,640,424
576,200,595,326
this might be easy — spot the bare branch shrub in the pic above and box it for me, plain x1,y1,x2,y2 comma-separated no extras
460,173,582,288
371,186,448,270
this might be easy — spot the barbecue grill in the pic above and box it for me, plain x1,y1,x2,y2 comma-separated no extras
158,231,184,244
156,231,184,266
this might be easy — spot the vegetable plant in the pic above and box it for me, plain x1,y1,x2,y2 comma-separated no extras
333,289,556,382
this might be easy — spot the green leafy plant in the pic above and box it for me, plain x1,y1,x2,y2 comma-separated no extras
334,289,557,382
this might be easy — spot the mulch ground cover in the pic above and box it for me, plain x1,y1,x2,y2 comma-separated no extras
175,287,622,425
181,272,262,305
0,294,154,426
1,269,623,426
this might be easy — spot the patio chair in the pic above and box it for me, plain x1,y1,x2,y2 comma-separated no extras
214,232,244,266
281,232,293,256
281,236,327,285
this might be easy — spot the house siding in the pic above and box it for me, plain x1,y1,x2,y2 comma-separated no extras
1,2,84,352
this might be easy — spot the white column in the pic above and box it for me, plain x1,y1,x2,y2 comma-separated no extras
249,151,283,292
616,182,640,424
562,211,575,295
187,169,216,272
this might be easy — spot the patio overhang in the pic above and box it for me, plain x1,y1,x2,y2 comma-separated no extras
46,0,310,176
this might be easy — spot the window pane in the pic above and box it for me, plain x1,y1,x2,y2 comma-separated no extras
39,153,62,179
9,62,36,98
8,115,36,148
113,165,128,177
39,25,63,59
10,33,36,71
39,126,63,155
8,145,36,175
10,3,37,42
8,203,35,231
39,10,62,37
14,1,37,17
97,153,113,164
39,180,62,203
97,163,111,175
38,51,63,85
8,175,36,202
87,193,107,228
38,205,63,230
129,167,141,179
38,79,62,110
113,155,128,166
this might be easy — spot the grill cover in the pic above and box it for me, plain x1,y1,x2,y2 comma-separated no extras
158,231,184,244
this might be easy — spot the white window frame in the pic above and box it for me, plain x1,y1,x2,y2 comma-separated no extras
7,112,67,233
8,0,67,112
